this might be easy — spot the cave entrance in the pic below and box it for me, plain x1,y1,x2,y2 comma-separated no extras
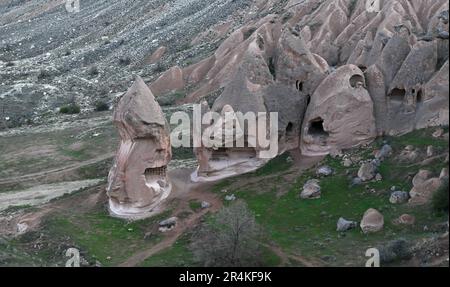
389,88,406,102
349,74,365,88
416,89,423,103
286,122,294,136
308,118,329,142
145,166,167,182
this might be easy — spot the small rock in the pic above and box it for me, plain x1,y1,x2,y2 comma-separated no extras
412,169,433,186
432,128,444,138
375,173,383,181
360,208,384,234
440,168,449,180
201,201,211,209
16,223,28,235
316,166,333,177
300,179,321,199
336,217,358,232
375,144,393,160
342,158,353,167
159,217,177,229
225,194,236,201
426,146,434,157
357,162,377,182
393,214,416,225
389,191,409,204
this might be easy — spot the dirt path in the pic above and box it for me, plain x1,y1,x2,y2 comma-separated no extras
0,153,114,186
119,168,222,267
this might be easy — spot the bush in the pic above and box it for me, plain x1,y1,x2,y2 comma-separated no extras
157,91,185,106
6,62,15,67
432,178,449,213
59,104,81,114
94,100,109,112
119,57,131,66
190,201,263,267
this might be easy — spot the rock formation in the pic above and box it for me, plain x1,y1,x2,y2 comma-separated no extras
146,0,449,181
107,76,172,219
360,208,384,234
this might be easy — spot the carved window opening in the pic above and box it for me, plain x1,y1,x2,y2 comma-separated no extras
389,88,406,102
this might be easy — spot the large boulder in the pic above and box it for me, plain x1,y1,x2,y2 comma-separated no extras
336,217,358,232
357,162,377,182
107,76,172,219
360,208,384,234
389,191,410,204
300,179,321,199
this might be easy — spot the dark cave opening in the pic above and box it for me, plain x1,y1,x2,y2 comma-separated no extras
389,88,406,102
349,74,365,88
308,118,329,138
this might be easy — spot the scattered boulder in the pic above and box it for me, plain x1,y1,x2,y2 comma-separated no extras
336,217,358,232
432,128,444,138
225,194,236,201
351,177,363,186
389,191,410,204
412,169,433,186
16,223,28,235
316,166,333,177
342,157,353,167
300,179,321,199
393,214,416,226
399,146,420,162
159,217,178,232
426,146,434,157
358,162,377,182
360,208,384,234
375,144,393,160
201,201,211,209
375,173,383,181
410,177,443,205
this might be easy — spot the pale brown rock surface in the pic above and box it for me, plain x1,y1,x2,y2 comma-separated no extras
107,76,172,219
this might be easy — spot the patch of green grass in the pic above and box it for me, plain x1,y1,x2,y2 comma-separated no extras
210,127,448,266
42,210,171,266
189,200,202,212
253,153,292,177
140,234,197,267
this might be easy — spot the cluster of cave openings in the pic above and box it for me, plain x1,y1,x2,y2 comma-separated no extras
349,74,365,88
308,118,329,142
145,166,167,179
389,88,406,102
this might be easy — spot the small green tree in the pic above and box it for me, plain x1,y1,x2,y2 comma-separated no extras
190,201,263,267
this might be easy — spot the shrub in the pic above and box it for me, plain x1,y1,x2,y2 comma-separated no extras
6,62,15,67
59,104,81,114
37,69,52,80
119,57,131,66
190,201,263,267
94,100,109,112
432,178,449,213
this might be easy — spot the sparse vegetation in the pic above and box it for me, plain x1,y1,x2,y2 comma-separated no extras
157,91,185,106
94,100,109,112
190,201,264,267
59,104,81,114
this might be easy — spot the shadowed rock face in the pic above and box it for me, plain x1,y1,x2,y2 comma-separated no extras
107,76,172,219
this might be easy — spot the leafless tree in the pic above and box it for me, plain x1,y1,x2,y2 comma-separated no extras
190,200,263,267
